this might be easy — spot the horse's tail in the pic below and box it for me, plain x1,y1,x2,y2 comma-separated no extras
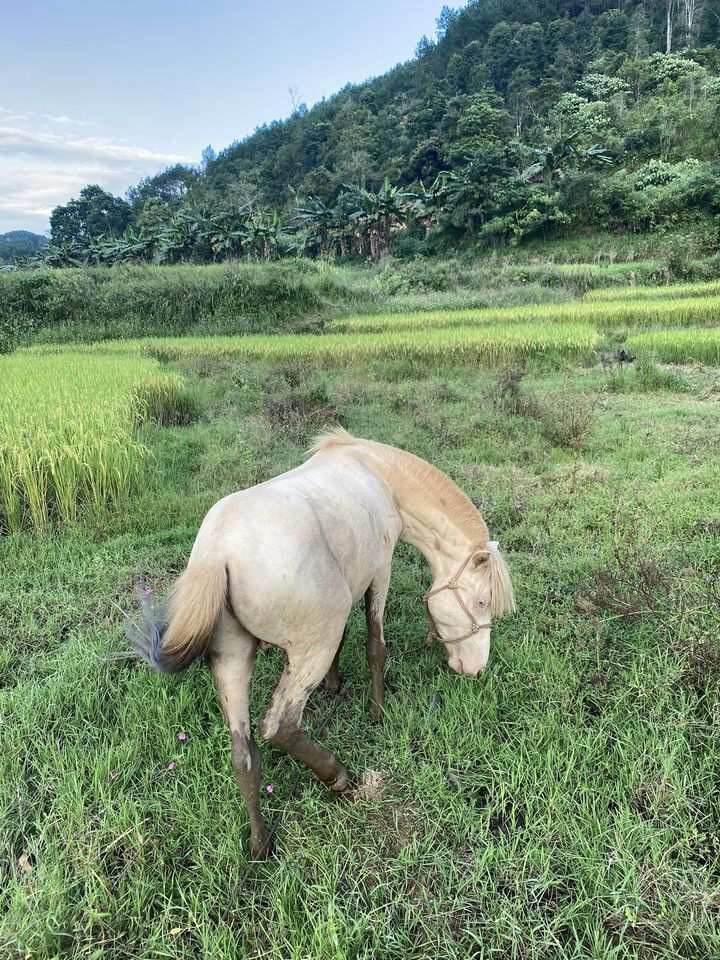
126,562,227,674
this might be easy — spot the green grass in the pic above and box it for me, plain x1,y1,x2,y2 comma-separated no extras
2,266,720,957
1,345,718,959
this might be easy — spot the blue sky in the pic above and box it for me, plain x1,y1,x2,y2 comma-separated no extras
1,0,458,234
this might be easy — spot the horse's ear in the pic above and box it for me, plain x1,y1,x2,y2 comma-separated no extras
472,541,499,568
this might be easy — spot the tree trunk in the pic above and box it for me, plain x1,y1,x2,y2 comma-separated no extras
666,0,675,53
681,0,703,43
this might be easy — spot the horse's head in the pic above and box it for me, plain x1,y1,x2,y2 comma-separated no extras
424,541,515,676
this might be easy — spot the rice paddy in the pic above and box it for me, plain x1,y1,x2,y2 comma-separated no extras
586,279,720,301
627,327,720,365
7,278,720,536
327,293,720,334
24,322,600,366
0,353,185,533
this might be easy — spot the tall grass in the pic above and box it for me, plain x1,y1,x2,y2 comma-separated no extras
0,354,185,533
327,294,720,334
0,263,331,352
627,329,720,365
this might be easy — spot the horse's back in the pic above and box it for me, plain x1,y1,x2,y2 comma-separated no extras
190,453,400,643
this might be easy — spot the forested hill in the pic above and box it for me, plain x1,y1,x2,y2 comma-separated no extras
0,231,47,264
44,0,720,265
202,0,720,205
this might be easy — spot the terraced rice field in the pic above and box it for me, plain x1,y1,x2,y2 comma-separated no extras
587,279,720,301
627,328,720,364
7,279,720,534
25,322,598,367
327,293,720,334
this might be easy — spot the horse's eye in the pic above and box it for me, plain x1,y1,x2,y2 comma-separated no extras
477,599,487,608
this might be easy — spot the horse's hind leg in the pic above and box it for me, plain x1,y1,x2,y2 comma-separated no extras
209,611,269,859
324,626,347,695
259,627,350,792
365,571,390,720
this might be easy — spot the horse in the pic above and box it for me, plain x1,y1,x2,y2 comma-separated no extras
127,428,515,858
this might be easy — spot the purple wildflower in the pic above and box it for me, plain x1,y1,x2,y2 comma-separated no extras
178,732,187,741
167,762,176,770
265,784,274,793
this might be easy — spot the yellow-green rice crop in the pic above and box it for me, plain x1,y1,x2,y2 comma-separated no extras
0,354,184,533
326,295,720,334
25,323,599,368
626,329,720,366
586,280,720,302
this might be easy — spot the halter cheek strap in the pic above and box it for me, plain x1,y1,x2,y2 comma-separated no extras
422,547,492,646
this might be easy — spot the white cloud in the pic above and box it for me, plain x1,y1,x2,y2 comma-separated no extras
0,109,193,233
41,113,99,126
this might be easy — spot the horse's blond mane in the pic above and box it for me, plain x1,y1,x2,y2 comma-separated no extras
310,428,488,545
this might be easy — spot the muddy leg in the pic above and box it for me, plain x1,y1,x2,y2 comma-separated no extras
209,612,269,859
365,575,390,721
259,630,350,792
324,626,347,695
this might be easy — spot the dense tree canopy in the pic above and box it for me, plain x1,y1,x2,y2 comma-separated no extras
50,185,132,247
40,0,720,267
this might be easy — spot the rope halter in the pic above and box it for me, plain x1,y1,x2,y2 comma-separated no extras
422,546,492,646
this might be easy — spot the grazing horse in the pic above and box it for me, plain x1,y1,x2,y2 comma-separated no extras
127,429,515,857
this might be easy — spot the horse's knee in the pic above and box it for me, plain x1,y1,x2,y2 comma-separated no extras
258,710,293,746
261,715,301,751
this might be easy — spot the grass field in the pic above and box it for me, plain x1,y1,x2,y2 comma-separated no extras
1,282,719,959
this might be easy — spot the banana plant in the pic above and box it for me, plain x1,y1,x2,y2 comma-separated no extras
412,172,454,237
348,178,416,262
521,132,612,183
294,197,338,256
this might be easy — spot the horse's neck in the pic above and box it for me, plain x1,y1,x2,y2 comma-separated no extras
395,498,478,581
358,443,487,581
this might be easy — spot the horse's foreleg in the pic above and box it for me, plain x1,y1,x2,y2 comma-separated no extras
324,626,347,694
209,613,269,859
259,630,351,792
365,573,390,720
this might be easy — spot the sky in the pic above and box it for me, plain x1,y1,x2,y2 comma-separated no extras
1,0,458,235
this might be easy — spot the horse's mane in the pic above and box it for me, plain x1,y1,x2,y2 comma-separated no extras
309,428,488,545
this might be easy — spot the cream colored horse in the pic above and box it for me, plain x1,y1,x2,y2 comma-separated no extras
128,429,514,857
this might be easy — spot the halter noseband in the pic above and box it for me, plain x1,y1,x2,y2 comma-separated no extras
422,547,492,646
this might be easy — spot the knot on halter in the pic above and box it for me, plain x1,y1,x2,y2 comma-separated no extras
422,546,493,646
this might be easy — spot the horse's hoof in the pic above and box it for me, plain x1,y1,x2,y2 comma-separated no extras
330,768,351,793
249,832,272,860
369,701,384,722
325,676,342,696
